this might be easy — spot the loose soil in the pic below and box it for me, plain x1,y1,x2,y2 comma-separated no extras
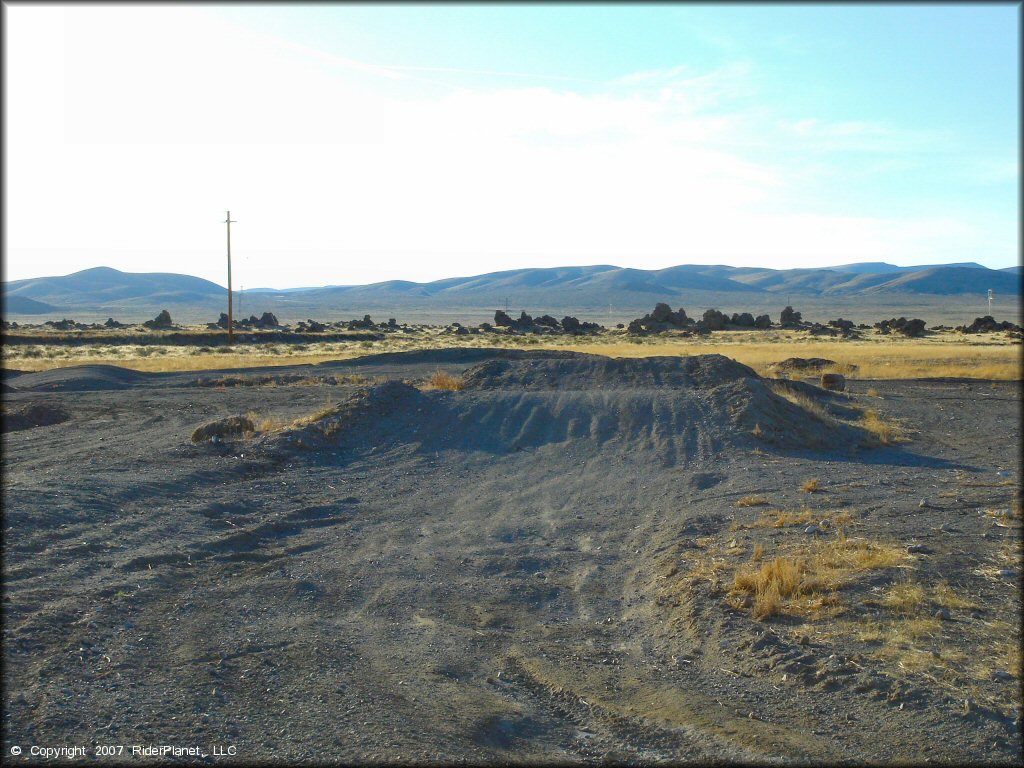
2,349,1020,764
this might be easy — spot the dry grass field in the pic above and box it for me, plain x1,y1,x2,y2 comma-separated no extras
3,327,1021,379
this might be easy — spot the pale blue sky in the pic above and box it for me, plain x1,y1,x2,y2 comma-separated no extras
5,3,1019,287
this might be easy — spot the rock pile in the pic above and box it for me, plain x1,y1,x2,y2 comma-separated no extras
142,310,174,330
955,316,1022,334
627,304,772,334
874,317,927,337
493,310,602,335
213,311,280,330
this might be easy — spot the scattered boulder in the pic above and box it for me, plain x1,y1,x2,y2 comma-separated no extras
494,310,514,327
779,306,803,326
142,309,173,329
955,316,1022,334
627,304,692,334
535,314,560,328
702,309,727,331
875,317,927,337
491,309,601,335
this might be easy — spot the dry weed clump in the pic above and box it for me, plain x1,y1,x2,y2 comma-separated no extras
422,370,466,391
716,530,908,620
766,382,835,424
859,408,907,446
801,478,820,493
738,508,815,529
737,495,771,507
879,581,926,615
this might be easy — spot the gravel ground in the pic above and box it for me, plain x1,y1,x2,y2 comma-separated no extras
2,349,1021,765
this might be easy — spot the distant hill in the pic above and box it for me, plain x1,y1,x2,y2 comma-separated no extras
2,262,1018,323
830,261,989,274
4,266,226,311
2,295,62,315
859,266,1019,296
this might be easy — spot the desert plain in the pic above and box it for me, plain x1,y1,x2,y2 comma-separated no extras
2,325,1022,764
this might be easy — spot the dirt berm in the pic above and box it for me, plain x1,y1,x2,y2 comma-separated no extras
254,353,868,458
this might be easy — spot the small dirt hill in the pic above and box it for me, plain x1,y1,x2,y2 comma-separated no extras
249,354,868,460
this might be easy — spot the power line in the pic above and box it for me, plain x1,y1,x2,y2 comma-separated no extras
224,211,236,344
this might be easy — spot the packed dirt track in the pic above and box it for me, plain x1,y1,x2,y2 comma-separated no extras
2,349,1021,764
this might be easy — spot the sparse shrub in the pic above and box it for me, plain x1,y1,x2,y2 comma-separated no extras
866,387,879,397
751,423,764,438
423,370,465,391
881,581,926,616
737,495,770,507
802,479,820,493
860,408,905,445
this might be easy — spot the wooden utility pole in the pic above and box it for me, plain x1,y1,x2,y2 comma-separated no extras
224,211,236,344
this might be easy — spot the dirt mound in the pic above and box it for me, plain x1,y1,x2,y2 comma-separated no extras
461,353,756,390
768,357,840,373
2,403,71,432
259,355,867,457
323,347,581,370
191,415,256,443
8,365,150,392
264,381,424,451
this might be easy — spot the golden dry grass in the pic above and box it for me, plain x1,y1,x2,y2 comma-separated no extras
739,508,815,529
932,582,977,610
736,495,770,507
4,328,1021,379
766,383,835,422
859,408,908,445
801,478,820,493
421,370,466,391
554,336,1022,380
880,582,927,615
719,531,908,620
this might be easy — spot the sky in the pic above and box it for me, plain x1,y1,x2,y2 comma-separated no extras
4,3,1019,289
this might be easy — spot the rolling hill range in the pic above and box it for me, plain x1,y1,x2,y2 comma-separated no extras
2,262,1019,325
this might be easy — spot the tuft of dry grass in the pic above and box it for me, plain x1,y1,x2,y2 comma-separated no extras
865,387,880,397
859,408,907,446
740,508,815,529
766,383,835,423
724,531,907,620
422,370,465,391
801,478,820,493
932,582,977,610
737,495,770,507
245,410,287,434
880,581,926,615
